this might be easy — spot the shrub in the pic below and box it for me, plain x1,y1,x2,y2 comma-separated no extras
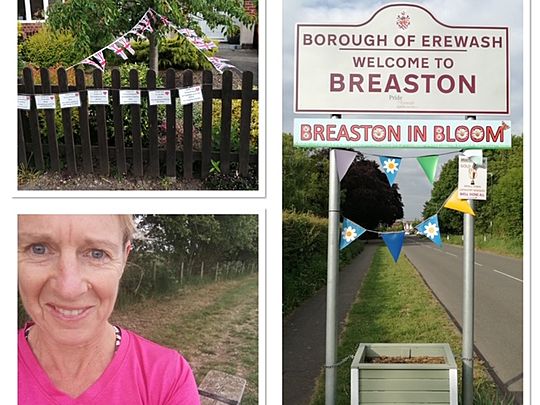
19,27,83,68
211,98,259,153
283,211,364,315
113,35,216,70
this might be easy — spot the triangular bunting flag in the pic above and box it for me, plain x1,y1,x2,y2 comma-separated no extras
379,156,401,186
381,232,405,263
415,215,442,247
81,51,106,71
336,150,357,181
340,218,366,250
416,155,439,184
443,189,475,215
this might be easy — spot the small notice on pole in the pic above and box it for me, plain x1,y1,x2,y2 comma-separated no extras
458,156,488,200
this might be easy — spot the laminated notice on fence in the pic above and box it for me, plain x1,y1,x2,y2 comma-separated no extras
88,89,109,105
35,94,57,110
119,90,141,105
17,95,31,110
178,85,203,105
59,92,81,108
148,89,172,105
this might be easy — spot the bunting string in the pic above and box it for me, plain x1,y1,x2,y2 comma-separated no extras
339,186,475,262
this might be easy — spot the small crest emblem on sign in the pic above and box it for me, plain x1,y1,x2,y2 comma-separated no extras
396,11,411,30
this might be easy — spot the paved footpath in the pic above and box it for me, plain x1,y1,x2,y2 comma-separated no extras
283,243,379,405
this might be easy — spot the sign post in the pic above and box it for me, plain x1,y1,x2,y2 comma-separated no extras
325,147,341,405
462,116,476,405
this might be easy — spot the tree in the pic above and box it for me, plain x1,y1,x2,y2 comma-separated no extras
422,135,523,237
341,156,404,231
46,0,255,71
282,134,328,216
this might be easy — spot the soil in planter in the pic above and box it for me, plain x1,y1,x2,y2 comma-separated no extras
366,356,446,364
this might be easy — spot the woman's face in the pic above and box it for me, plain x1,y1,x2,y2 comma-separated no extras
18,215,130,347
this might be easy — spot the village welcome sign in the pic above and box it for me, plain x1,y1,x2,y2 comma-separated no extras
294,3,509,114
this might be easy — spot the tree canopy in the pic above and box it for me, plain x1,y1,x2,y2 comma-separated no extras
422,135,523,239
46,0,255,70
341,156,404,230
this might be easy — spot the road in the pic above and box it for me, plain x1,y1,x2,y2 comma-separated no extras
403,237,523,403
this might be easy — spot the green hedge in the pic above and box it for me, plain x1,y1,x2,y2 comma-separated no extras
19,27,83,68
283,211,364,316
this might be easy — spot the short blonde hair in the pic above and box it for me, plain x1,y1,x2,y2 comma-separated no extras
118,215,136,244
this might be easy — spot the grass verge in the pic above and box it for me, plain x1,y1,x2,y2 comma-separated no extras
111,273,258,404
444,234,522,258
310,248,514,404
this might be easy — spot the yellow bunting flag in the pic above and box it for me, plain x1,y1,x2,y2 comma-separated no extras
443,189,475,216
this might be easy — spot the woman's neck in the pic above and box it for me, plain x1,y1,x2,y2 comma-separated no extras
27,323,116,398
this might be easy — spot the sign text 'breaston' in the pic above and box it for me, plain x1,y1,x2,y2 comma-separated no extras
293,119,512,149
294,4,509,115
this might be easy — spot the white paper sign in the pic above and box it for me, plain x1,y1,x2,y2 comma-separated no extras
88,89,109,105
35,94,57,110
148,89,172,105
119,90,141,105
178,86,203,105
59,92,81,108
458,156,487,200
17,95,31,110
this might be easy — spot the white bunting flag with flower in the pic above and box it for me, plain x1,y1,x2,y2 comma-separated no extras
379,156,402,186
340,218,366,250
415,215,443,247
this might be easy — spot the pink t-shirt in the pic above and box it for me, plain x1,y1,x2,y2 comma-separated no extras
18,327,201,405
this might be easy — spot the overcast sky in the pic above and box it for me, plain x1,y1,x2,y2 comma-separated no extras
282,0,523,220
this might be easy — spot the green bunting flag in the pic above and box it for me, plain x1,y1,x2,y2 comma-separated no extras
416,155,439,184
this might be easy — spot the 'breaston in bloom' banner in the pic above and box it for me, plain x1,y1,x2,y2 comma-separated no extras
293,119,512,149
294,3,509,115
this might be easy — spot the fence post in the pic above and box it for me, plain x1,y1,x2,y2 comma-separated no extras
180,262,184,285
200,262,204,280
129,69,143,177
215,263,219,282
57,68,77,175
111,69,127,174
165,68,177,177
92,70,110,176
146,70,160,177
201,70,213,178
220,70,233,174
22,67,44,170
39,67,60,171
182,70,194,179
239,71,254,176
75,68,94,173
17,110,27,167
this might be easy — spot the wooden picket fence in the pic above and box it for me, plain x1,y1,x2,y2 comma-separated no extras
17,67,258,179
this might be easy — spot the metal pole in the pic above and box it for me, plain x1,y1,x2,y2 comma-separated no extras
462,116,476,405
325,147,340,405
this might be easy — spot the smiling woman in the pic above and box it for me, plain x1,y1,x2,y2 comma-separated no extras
17,215,200,405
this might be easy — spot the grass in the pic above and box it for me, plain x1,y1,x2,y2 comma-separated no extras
444,234,522,258
110,273,258,404
309,248,514,405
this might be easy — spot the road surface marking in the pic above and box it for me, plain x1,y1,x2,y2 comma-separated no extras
445,252,457,257
475,262,484,267
493,269,523,283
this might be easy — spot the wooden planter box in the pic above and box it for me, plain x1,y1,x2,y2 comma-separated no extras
350,343,458,405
